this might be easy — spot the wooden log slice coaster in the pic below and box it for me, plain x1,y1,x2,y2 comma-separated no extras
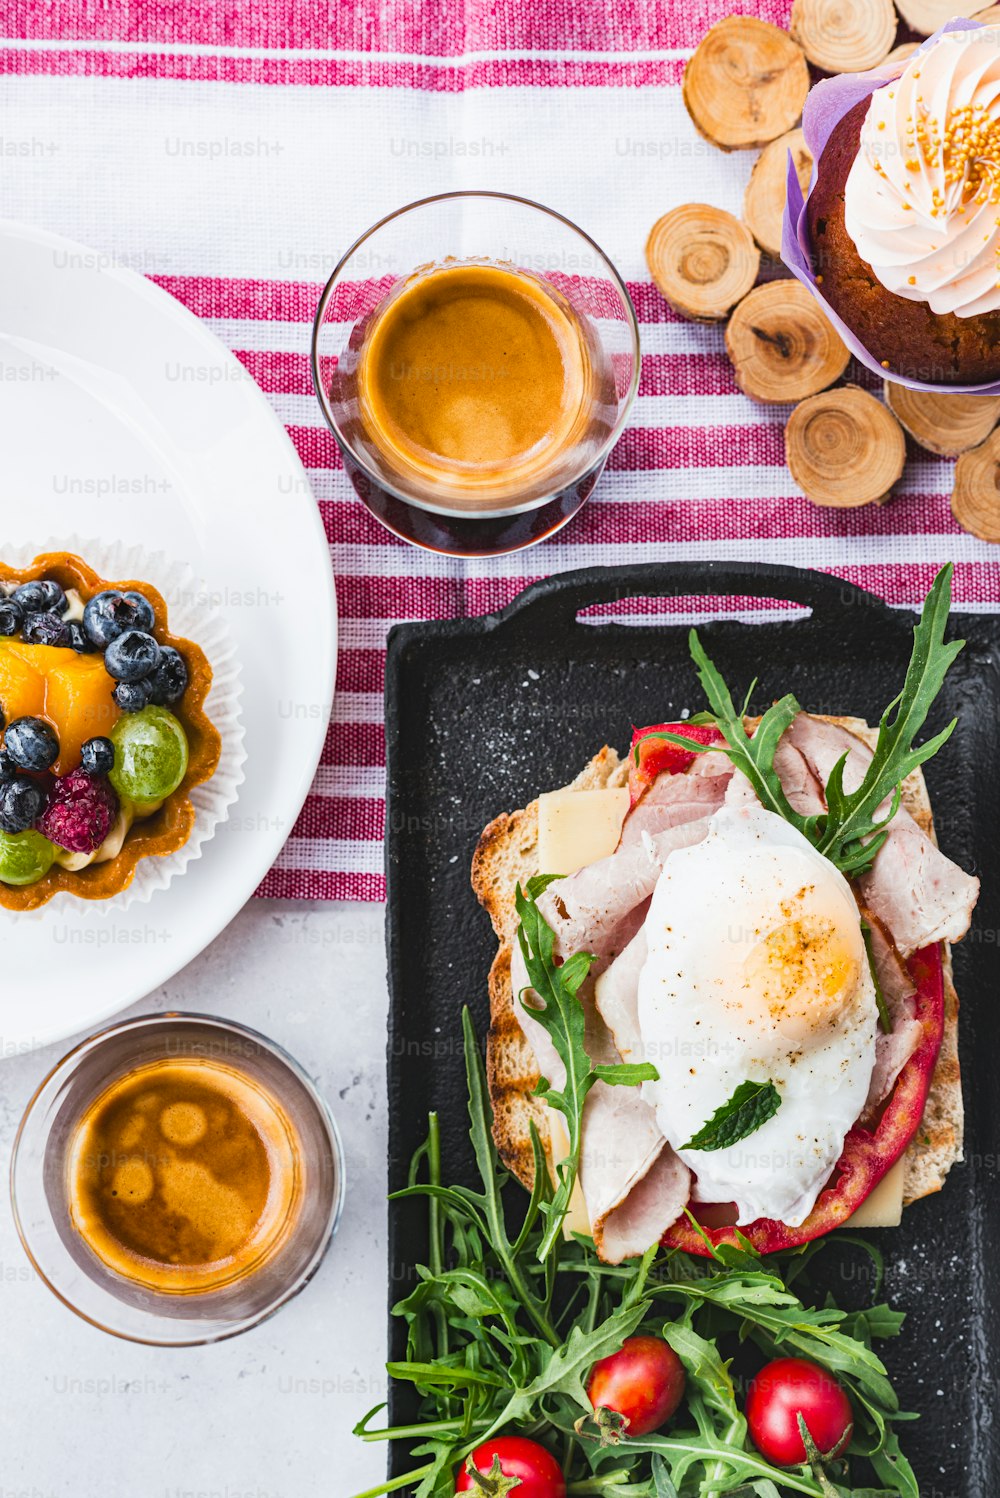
646,205,760,322
894,0,985,34
683,17,810,151
789,0,896,73
743,128,814,258
952,430,1000,541
727,280,850,404
884,384,1000,457
786,386,906,506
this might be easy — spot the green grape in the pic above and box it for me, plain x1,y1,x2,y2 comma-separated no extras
109,706,189,805
0,829,56,886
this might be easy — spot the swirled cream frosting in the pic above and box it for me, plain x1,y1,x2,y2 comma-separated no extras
844,27,1000,318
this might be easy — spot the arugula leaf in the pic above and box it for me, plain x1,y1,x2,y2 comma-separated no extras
633,665,809,836
682,1080,782,1151
634,565,963,881
353,1008,919,1498
515,877,657,1260
815,564,963,873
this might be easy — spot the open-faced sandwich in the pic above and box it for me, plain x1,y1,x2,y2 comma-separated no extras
473,565,978,1264
0,553,221,909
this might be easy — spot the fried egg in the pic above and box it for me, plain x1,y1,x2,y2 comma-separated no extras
636,803,878,1226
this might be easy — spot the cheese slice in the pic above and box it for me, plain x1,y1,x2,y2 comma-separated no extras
548,1112,592,1240
537,787,630,876
839,1155,905,1229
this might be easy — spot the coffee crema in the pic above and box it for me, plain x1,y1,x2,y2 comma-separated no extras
346,261,612,509
66,1057,301,1294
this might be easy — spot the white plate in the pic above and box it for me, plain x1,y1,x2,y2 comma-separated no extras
0,221,337,1052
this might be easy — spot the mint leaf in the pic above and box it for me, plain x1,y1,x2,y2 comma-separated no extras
682,1079,781,1151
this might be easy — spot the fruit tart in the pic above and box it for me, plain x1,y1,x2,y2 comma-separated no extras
0,553,222,910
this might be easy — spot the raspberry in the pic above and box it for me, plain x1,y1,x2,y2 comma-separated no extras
36,768,119,853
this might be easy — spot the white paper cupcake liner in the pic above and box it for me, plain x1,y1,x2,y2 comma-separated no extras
4,538,246,915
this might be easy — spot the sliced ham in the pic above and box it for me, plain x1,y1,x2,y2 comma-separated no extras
535,818,712,965
620,756,730,845
774,736,826,816
861,908,923,1116
593,926,647,1064
786,714,979,956
535,759,728,966
579,1088,690,1265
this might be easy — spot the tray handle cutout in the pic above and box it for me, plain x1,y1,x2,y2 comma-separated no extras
494,562,899,637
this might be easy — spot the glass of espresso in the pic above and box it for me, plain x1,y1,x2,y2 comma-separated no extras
11,1014,343,1344
312,192,641,556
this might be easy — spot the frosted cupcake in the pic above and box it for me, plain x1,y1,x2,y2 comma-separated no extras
785,20,1000,388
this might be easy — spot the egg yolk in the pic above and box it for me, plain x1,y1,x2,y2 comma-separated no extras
742,913,861,1042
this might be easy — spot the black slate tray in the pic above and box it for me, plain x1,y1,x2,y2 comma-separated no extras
384,561,1000,1496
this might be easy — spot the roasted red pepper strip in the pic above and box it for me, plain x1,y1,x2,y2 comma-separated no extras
662,943,946,1255
629,721,724,807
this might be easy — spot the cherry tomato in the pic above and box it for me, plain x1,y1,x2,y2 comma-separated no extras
746,1357,853,1466
455,1436,565,1496
586,1334,687,1438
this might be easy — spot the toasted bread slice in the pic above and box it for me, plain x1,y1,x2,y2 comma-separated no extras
470,719,962,1215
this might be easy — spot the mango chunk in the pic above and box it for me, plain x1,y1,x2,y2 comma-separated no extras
0,641,120,774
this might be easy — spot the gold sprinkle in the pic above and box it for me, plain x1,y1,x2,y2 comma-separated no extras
881,360,890,369
908,275,916,284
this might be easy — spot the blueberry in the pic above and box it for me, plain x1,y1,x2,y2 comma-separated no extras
80,736,115,775
147,645,189,706
83,590,143,648
123,591,156,632
0,749,15,781
113,679,153,713
13,580,66,615
0,601,23,637
0,778,46,834
22,611,70,648
104,629,161,682
67,621,95,654
4,717,60,772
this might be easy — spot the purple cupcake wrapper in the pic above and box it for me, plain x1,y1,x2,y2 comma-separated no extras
779,16,1000,395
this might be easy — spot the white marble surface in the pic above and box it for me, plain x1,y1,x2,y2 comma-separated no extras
0,899,388,1498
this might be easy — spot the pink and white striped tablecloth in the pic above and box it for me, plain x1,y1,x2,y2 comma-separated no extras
4,1,999,901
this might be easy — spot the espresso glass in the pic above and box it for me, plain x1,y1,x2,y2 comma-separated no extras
10,1013,344,1346
312,192,640,556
